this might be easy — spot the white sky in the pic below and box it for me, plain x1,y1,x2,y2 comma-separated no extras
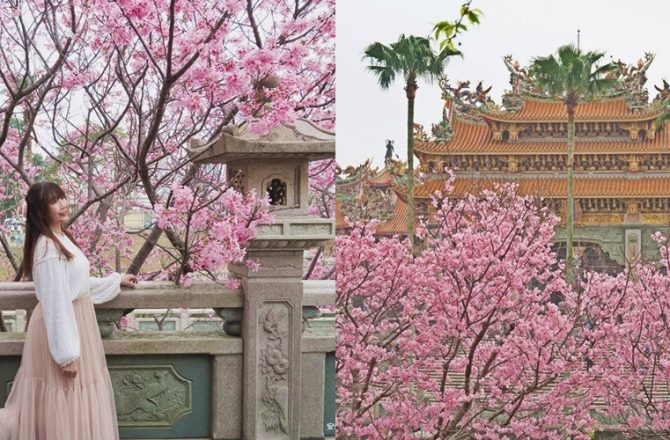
336,0,670,168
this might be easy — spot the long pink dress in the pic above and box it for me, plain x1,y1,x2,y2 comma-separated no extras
0,233,123,439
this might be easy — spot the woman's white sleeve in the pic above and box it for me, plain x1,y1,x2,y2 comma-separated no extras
89,272,122,304
33,256,80,367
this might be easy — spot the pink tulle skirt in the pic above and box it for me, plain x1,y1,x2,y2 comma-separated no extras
0,294,119,439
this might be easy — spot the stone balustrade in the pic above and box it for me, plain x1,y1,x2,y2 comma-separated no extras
0,279,336,440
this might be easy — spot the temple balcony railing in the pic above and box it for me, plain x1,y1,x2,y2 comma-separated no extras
0,279,336,440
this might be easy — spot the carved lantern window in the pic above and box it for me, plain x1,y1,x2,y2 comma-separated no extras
267,178,287,205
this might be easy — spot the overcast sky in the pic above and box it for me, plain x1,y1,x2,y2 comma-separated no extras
336,0,670,168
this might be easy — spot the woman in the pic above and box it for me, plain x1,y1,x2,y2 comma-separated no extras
0,181,138,439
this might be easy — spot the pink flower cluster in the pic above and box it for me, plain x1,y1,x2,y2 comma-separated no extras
152,183,272,286
338,182,670,438
0,0,334,286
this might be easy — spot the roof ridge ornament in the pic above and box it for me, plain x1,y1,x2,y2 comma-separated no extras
653,79,670,103
434,77,498,128
501,51,656,112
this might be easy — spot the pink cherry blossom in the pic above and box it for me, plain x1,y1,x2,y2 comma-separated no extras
0,0,334,286
338,179,670,438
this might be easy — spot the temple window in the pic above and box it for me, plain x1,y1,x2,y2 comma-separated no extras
266,178,287,205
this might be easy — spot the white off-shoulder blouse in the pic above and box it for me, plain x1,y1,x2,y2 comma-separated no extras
32,233,122,368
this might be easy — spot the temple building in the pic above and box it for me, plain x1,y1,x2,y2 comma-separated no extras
337,52,670,271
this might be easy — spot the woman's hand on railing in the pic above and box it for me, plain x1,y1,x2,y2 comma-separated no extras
120,274,139,288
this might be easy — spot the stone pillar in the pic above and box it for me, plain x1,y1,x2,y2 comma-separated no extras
230,251,304,440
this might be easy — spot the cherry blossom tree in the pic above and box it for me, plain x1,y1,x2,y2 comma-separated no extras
304,158,335,280
0,0,335,284
337,182,629,439
576,233,670,438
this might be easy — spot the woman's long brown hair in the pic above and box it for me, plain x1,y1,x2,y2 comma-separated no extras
14,182,82,281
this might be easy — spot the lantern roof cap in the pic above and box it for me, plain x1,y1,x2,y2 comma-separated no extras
188,118,335,164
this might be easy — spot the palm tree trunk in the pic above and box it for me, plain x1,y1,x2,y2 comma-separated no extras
406,84,416,254
566,105,575,285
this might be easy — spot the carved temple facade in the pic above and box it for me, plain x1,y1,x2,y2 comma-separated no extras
337,52,670,270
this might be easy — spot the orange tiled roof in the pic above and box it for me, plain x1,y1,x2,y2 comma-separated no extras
413,176,670,199
376,198,412,235
336,199,347,229
367,169,392,186
414,118,670,155
336,197,412,235
482,97,662,122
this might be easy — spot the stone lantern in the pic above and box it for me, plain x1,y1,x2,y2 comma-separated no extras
189,118,335,440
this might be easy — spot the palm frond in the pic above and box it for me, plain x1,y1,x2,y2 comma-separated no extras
654,100,670,130
363,34,455,90
530,44,617,103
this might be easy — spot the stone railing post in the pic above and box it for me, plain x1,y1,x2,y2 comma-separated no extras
229,249,305,439
188,118,335,439
233,219,334,437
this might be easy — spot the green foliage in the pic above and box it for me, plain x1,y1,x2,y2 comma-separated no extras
655,104,670,129
528,44,618,285
529,44,619,104
433,1,482,54
363,34,450,90
362,2,482,252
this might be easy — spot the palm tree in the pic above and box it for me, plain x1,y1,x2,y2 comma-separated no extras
363,35,454,248
529,44,618,284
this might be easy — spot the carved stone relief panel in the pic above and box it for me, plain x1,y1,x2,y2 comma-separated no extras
110,365,192,427
257,301,293,439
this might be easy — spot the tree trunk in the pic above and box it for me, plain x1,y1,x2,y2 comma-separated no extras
126,161,201,274
23,104,32,163
0,231,18,273
126,226,163,275
303,245,323,280
566,104,576,285
88,200,112,254
405,83,417,254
